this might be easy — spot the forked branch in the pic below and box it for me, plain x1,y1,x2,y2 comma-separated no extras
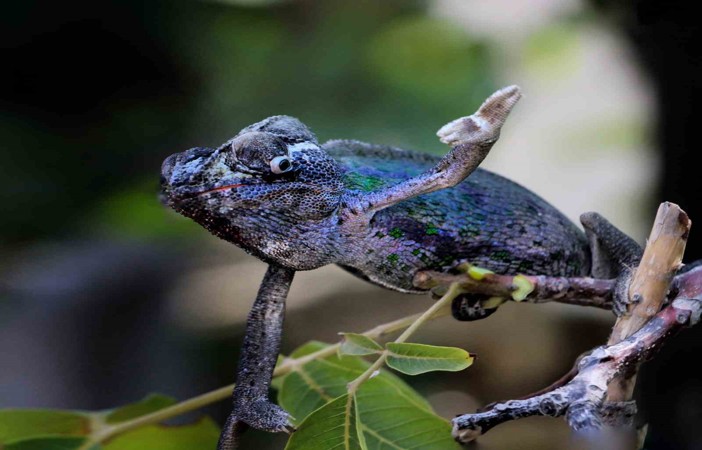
436,202,699,445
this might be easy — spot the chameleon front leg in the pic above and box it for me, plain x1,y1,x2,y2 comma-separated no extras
360,86,522,215
217,264,296,450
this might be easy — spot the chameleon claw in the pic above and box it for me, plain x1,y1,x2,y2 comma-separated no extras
476,85,522,125
437,85,522,147
612,267,636,317
216,411,294,450
230,398,294,434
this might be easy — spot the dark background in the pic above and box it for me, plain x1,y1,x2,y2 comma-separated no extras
1,0,700,448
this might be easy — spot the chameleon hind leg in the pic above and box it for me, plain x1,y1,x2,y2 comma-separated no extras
451,294,500,321
217,265,296,450
580,212,643,316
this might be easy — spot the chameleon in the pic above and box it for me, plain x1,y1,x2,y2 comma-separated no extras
160,86,642,449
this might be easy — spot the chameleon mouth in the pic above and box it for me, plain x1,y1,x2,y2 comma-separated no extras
196,183,246,197
164,182,248,203
197,183,246,196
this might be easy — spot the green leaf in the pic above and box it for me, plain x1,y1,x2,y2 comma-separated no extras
385,343,474,375
278,342,430,425
4,436,87,450
0,394,218,450
285,394,364,450
277,352,366,426
279,342,460,449
0,410,89,443
105,394,176,424
289,341,329,358
102,417,219,450
284,375,459,449
355,377,458,449
338,333,383,356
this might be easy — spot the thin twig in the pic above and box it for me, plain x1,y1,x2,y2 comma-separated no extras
414,270,614,309
347,282,461,394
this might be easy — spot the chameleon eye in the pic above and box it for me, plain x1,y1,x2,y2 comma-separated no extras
270,155,293,174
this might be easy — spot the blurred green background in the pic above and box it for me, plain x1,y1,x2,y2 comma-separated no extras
2,0,700,449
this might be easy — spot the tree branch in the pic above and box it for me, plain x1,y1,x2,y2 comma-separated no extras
453,289,702,443
451,202,699,445
414,269,614,309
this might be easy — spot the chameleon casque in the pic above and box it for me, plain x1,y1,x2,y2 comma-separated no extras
160,86,641,449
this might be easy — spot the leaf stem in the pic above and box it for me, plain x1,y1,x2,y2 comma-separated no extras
80,387,232,449
347,283,461,394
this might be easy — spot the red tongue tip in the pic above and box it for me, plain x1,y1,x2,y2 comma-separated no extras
199,183,245,195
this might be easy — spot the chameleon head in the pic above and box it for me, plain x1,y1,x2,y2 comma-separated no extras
160,115,345,268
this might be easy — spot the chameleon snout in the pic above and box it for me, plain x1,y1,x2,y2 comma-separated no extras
160,147,218,190
160,152,179,187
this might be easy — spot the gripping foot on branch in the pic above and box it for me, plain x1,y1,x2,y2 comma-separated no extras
580,212,643,317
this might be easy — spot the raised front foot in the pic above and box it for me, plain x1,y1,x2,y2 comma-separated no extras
437,85,522,148
360,86,521,216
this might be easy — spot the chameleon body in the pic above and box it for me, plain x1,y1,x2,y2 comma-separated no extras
328,141,589,292
160,87,640,449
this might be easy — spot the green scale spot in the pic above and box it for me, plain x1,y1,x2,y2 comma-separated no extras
425,225,439,235
412,248,421,256
389,228,404,238
344,172,387,192
387,253,399,264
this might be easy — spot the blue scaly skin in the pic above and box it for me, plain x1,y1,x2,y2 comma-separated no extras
160,86,640,449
